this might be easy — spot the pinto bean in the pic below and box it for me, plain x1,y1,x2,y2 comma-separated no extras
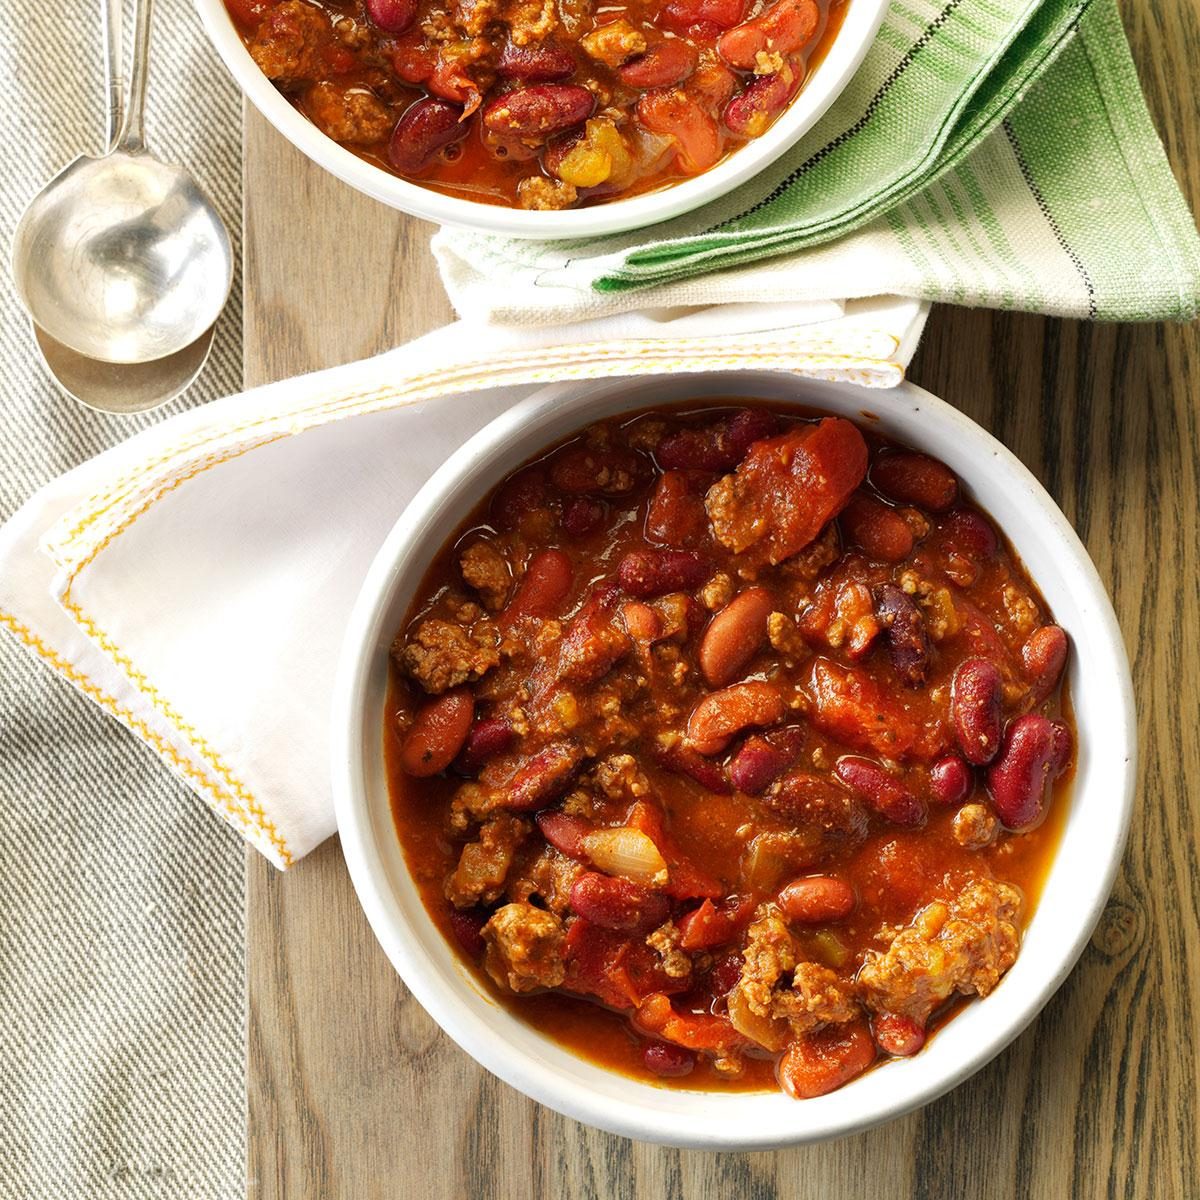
636,90,721,173
834,755,925,826
842,495,914,563
506,741,585,811
388,98,466,173
454,717,515,774
779,1020,876,1099
1022,624,1068,703
569,871,670,933
951,658,1004,764
871,451,958,512
400,689,475,777
698,586,774,687
482,84,594,139
367,0,417,33
619,39,699,88
928,754,972,806
618,549,712,598
873,582,931,687
777,876,856,923
986,713,1056,829
722,67,801,138
718,0,819,69
687,681,786,755
497,39,577,82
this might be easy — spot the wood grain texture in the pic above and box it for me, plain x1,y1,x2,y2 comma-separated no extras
244,0,1200,1189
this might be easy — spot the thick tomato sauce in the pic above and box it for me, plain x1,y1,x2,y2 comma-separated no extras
224,0,846,209
384,401,1074,1096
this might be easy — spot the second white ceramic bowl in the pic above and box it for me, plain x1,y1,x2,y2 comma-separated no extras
193,0,888,238
332,371,1135,1148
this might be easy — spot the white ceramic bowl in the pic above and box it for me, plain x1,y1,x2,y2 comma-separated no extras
193,0,888,238
331,372,1135,1148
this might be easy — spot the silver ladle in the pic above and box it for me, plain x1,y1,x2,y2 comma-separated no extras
11,0,231,404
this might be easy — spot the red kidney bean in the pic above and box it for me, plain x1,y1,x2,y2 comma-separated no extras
646,471,710,547
687,681,786,756
718,0,819,69
536,810,594,858
841,494,914,563
561,496,605,539
660,0,747,33
765,770,868,839
655,409,778,472
777,875,856,923
636,90,721,173
643,1041,696,1077
941,509,998,560
570,871,670,933
400,689,474,777
951,658,1004,765
367,0,417,33
698,586,774,687
618,38,699,89
653,741,731,793
453,717,515,775
447,907,489,958
496,39,576,82
618,549,712,598
388,98,466,173
549,445,644,495
1022,624,1068,703
506,741,584,811
707,951,743,997
870,452,959,512
501,549,573,624
986,713,1057,829
722,68,801,138
834,756,925,826
1048,719,1073,778
779,1020,876,1099
482,84,594,139
873,583,931,687
928,754,972,806
873,1013,926,1057
491,466,548,530
728,734,792,794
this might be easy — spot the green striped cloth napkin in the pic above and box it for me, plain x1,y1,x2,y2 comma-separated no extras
433,0,1200,325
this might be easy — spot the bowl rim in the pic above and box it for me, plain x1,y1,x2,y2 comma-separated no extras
192,0,890,239
330,373,1136,1148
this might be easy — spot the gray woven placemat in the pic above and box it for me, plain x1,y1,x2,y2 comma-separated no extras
0,3,245,1196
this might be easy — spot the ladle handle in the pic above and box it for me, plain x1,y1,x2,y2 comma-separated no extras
102,0,123,151
117,0,153,153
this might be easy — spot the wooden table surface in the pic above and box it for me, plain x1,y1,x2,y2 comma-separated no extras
242,2,1199,1192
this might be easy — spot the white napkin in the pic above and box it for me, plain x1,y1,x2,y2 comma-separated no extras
0,301,926,867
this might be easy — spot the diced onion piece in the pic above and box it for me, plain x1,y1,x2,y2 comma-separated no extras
582,828,669,887
727,984,788,1052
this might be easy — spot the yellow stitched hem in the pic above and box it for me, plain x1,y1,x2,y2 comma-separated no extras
0,609,294,868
